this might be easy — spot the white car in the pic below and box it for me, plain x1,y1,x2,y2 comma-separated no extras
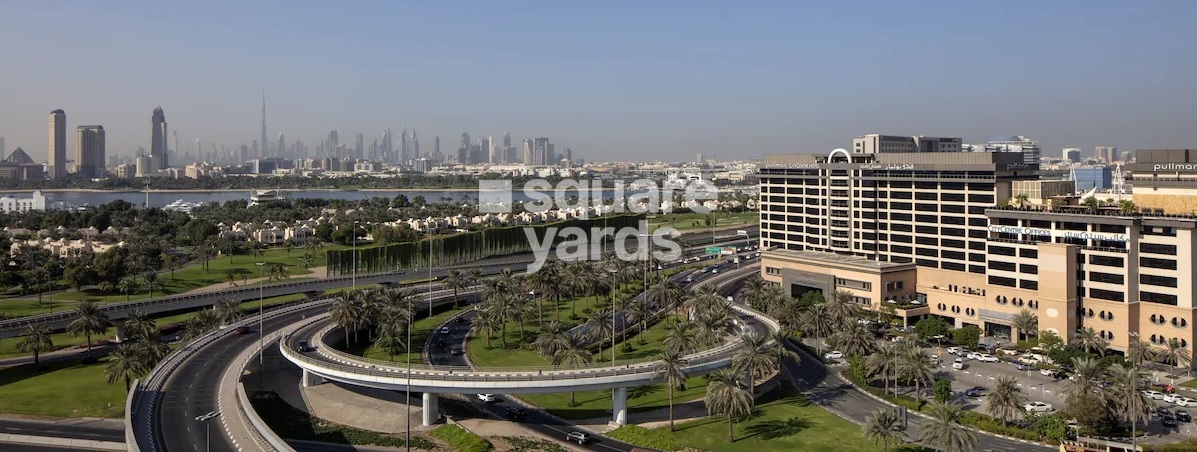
1024,402,1054,413
966,352,982,360
1175,397,1197,407
947,347,965,356
439,327,451,335
952,358,967,370
1164,393,1180,404
977,354,999,363
1143,390,1166,400
1040,368,1059,378
477,394,497,403
824,351,844,360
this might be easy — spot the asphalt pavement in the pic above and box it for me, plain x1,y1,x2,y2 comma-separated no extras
0,418,124,443
0,445,106,452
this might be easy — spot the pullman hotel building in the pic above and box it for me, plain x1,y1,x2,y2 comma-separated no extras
759,143,1197,363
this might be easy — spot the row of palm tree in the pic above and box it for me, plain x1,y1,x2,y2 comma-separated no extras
328,286,420,360
864,401,980,452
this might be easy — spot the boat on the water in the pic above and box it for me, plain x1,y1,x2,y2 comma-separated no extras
249,190,288,206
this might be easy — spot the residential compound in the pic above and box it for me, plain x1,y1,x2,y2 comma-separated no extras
759,141,1197,364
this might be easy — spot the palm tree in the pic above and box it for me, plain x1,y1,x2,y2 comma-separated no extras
899,341,935,403
552,331,592,406
1063,356,1104,412
16,324,54,365
442,269,469,307
328,295,364,346
664,322,700,356
469,307,499,349
1011,309,1038,341
1074,327,1107,356
1128,339,1157,367
863,409,906,452
1117,199,1137,215
825,290,859,327
917,401,977,452
1082,196,1101,212
299,252,316,270
1009,193,1030,208
142,271,159,299
867,342,902,396
213,298,243,327
66,300,112,359
104,344,146,390
704,368,754,443
1107,363,1151,448
118,277,139,301
769,328,799,374
267,262,290,282
585,308,614,353
532,321,569,359
742,276,768,311
731,332,777,408
801,303,835,356
654,349,689,432
123,311,158,342
1160,338,1192,377
134,336,170,366
987,376,1025,425
832,322,876,357
373,306,409,361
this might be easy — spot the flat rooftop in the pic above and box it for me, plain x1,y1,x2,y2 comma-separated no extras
764,248,912,270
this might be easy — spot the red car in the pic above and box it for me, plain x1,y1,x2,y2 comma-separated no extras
232,326,250,335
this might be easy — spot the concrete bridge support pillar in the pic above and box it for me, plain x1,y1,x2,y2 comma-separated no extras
612,387,628,426
422,393,439,426
114,326,126,343
301,369,325,387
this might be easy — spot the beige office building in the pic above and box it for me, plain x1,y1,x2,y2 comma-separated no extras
759,147,1197,364
48,109,66,180
75,125,105,179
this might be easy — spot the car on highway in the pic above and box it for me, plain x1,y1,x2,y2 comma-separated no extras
566,432,590,444
295,341,316,352
439,327,451,335
232,326,250,335
952,358,967,370
1178,410,1192,423
823,351,843,360
477,394,497,403
435,339,446,347
504,407,527,421
450,345,463,355
1144,390,1166,400
976,353,999,363
1024,402,1054,413
965,386,988,397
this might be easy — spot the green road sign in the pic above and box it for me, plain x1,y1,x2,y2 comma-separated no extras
705,246,723,255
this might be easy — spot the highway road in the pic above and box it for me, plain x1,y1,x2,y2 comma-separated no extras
0,445,107,452
0,418,123,443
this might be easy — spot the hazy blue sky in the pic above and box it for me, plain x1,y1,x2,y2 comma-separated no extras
2,1,1195,162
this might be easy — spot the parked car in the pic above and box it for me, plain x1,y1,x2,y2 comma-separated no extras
824,351,843,360
1040,368,1059,378
977,354,999,363
966,352,982,360
566,432,590,444
1012,361,1032,371
965,386,988,397
1175,397,1197,407
952,358,967,370
1178,410,1192,423
1164,393,1180,404
1024,402,1054,413
947,346,965,356
1144,390,1166,400
477,394,497,403
1158,406,1173,417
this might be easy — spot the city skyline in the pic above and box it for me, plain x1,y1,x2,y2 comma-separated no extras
2,1,1196,161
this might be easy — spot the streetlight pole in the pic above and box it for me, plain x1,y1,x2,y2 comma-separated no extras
195,411,219,452
1130,331,1141,452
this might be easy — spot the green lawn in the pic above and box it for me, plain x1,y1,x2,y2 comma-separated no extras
0,244,348,315
648,211,758,232
610,387,927,452
0,356,128,418
0,292,309,360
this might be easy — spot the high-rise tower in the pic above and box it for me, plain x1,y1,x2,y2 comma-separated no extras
503,132,511,148
75,125,105,178
48,109,66,179
412,129,419,159
278,133,286,158
327,130,339,158
151,106,169,169
400,128,409,161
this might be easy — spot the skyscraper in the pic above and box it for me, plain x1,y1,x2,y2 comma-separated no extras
434,136,440,159
481,137,493,163
260,91,268,159
75,125,105,178
400,128,409,161
0,137,5,154
172,130,178,164
278,133,286,158
327,130,339,158
48,109,66,179
354,133,364,159
522,138,533,164
151,106,169,169
503,132,511,148
412,130,420,159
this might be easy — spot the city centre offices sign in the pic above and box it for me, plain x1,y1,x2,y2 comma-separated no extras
987,225,1130,243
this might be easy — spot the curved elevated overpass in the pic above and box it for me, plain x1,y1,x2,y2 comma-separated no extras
281,265,772,426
